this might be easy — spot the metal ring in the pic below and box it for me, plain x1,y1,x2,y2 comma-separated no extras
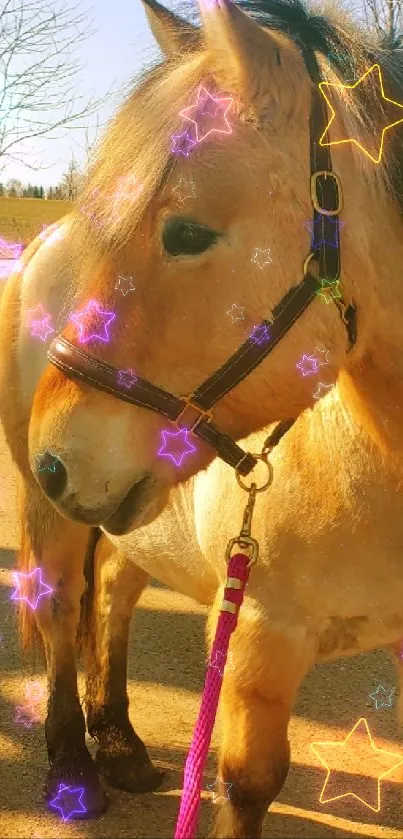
235,454,273,493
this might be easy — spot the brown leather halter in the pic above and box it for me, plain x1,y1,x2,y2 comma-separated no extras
47,46,357,478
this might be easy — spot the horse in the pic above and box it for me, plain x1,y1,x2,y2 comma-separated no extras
2,0,403,835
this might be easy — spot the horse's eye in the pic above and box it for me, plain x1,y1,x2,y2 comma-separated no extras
162,217,219,256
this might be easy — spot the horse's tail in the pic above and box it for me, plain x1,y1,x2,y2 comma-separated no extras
77,527,102,659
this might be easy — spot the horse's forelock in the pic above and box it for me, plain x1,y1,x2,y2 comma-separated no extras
72,0,403,277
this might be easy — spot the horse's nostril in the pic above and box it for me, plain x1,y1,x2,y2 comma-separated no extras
34,451,67,500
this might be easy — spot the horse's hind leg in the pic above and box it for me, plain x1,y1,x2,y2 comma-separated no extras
83,536,164,792
207,599,313,838
18,476,107,817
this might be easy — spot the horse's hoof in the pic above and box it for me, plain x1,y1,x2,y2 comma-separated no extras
95,750,165,793
45,753,108,819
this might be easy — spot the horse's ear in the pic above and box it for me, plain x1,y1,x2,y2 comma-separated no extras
198,0,296,116
141,0,201,55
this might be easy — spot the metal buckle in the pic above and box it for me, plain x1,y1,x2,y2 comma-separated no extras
310,171,343,216
175,395,213,433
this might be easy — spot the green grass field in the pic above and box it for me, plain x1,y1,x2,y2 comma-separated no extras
0,197,72,248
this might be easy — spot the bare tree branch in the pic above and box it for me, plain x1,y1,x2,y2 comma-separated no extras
0,0,114,173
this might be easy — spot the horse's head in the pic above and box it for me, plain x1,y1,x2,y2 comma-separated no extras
28,0,392,532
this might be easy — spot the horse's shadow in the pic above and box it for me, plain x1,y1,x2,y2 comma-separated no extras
1,545,403,836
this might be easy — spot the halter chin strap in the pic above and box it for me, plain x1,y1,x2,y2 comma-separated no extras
47,49,357,478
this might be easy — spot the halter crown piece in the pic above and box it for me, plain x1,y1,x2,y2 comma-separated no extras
47,45,357,477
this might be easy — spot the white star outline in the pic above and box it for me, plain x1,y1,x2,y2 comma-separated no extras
251,247,273,270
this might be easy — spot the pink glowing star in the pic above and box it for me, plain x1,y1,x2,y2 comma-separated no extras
49,783,86,821
0,237,23,259
24,680,45,703
110,175,143,222
117,368,137,389
14,702,41,728
11,566,53,610
158,427,197,467
30,317,55,342
171,130,197,157
296,353,321,376
179,86,234,144
26,303,55,342
70,299,115,343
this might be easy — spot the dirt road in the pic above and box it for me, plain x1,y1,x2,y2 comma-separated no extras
1,276,403,837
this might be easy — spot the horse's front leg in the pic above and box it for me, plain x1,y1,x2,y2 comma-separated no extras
207,594,314,838
84,536,164,792
18,478,107,817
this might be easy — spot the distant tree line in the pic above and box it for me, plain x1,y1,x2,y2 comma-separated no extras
0,158,83,201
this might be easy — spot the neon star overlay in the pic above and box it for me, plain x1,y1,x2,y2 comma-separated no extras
296,353,321,377
206,777,234,802
318,64,403,164
172,177,196,203
70,299,115,343
49,783,86,821
110,174,143,222
251,247,273,270
117,368,137,389
317,279,342,304
250,323,271,346
369,685,396,710
11,567,53,611
0,236,23,259
179,86,234,145
171,130,197,157
35,451,59,473
157,427,197,467
24,680,45,703
115,274,136,296
311,717,403,812
26,304,55,342
305,215,344,250
313,382,334,400
226,303,245,323
14,703,41,728
209,650,235,678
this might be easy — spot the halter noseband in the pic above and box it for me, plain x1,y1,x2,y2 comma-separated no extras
47,48,357,478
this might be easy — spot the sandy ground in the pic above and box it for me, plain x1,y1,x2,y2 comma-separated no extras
1,275,403,838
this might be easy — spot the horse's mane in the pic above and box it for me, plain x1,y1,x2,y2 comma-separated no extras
74,0,403,268
238,0,403,206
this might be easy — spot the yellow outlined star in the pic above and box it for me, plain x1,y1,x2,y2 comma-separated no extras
319,64,403,164
311,717,403,812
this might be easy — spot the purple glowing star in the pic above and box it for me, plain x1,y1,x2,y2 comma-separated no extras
171,130,197,157
296,353,321,377
250,324,271,346
117,368,137,389
305,214,345,250
11,567,53,611
70,299,115,343
14,702,41,728
49,783,86,821
158,427,197,467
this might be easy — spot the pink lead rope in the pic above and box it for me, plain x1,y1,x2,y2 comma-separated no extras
174,552,250,839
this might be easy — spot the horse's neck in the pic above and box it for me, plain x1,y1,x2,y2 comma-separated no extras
336,340,403,469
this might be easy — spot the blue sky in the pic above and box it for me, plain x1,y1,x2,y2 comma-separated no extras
1,0,182,187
